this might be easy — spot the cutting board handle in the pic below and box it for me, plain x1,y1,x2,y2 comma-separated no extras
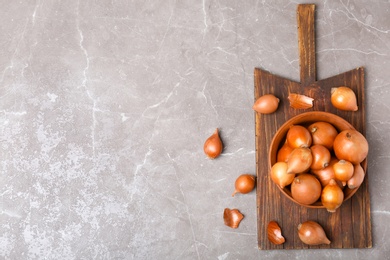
297,4,316,85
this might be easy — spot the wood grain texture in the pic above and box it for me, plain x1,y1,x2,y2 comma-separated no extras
298,4,316,85
255,4,372,250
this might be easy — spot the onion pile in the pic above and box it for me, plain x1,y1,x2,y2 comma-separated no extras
271,121,369,212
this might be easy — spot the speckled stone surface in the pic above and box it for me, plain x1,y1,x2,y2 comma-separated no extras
1,0,389,259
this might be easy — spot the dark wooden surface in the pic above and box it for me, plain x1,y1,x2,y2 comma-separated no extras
255,4,372,250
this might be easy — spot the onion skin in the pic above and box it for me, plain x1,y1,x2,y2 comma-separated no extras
271,162,295,189
347,164,365,189
232,174,256,197
308,122,338,150
331,86,358,111
310,144,331,171
277,141,294,162
333,160,354,186
291,174,322,205
287,148,313,174
253,94,279,114
268,221,285,245
288,93,314,109
223,208,244,229
203,128,223,159
333,129,369,164
321,179,344,212
287,125,312,148
298,221,331,245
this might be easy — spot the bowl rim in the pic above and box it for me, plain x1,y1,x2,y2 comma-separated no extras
268,111,367,208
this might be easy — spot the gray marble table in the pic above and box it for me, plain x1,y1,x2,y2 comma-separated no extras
1,0,389,259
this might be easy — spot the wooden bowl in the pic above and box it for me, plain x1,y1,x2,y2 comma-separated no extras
269,111,367,208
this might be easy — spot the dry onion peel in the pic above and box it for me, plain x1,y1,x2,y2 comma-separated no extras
288,93,314,109
223,208,244,229
267,221,285,245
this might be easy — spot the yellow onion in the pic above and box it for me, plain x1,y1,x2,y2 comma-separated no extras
298,221,331,245
232,174,256,197
291,174,322,205
277,141,294,162
333,129,368,164
286,125,312,148
331,86,358,111
310,144,331,171
271,162,295,189
333,160,354,186
203,128,223,159
347,164,365,189
287,148,312,174
253,94,279,114
311,157,342,187
307,121,338,150
321,179,344,212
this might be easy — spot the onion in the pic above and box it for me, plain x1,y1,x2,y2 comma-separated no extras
347,164,365,189
331,86,358,111
311,157,340,187
298,221,331,245
310,144,331,171
291,174,322,205
286,125,312,148
287,148,313,174
232,174,256,196
253,94,279,114
277,141,294,162
333,160,354,186
271,162,295,189
333,129,369,164
321,179,344,212
307,121,338,150
311,167,334,187
204,128,223,159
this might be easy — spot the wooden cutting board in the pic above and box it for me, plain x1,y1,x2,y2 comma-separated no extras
255,4,372,250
